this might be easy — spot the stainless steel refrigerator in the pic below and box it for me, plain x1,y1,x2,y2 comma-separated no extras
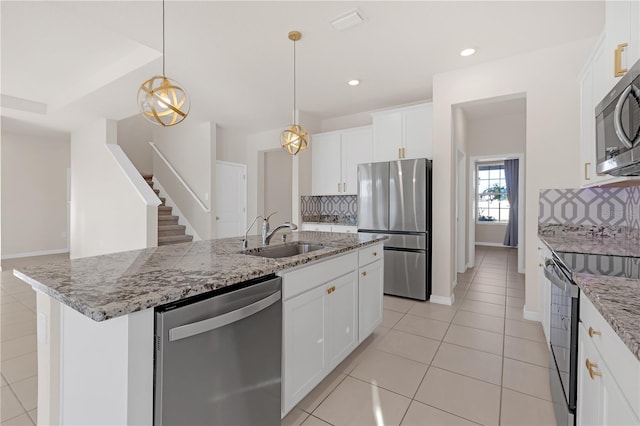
357,159,432,300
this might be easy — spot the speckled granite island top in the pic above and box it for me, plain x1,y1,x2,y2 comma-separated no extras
13,231,387,322
539,231,640,361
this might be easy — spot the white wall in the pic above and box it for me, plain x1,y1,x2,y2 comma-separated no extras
1,130,70,257
216,127,248,165
70,119,152,258
117,115,154,175
320,111,373,133
432,38,593,316
264,150,293,226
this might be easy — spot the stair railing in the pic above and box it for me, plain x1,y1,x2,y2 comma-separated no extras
149,142,210,212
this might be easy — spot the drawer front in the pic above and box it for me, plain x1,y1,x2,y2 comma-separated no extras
580,294,640,417
358,243,383,267
281,252,357,300
300,223,332,232
331,225,357,234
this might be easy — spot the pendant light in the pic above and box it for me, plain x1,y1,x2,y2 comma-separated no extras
138,0,190,127
281,31,310,155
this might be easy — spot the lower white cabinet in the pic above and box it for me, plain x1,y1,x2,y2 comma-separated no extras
577,295,640,425
300,223,357,233
280,246,383,416
537,242,551,347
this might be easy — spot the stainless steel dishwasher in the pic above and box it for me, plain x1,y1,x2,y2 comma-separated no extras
154,275,282,426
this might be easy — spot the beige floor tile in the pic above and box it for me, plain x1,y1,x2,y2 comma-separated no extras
469,283,506,296
505,319,545,343
1,320,36,342
500,389,556,426
407,301,457,323
506,288,525,298
502,358,552,401
382,309,405,328
383,296,415,314
2,413,34,426
297,368,346,413
472,276,506,287
393,314,450,341
432,343,502,385
454,281,471,291
453,310,505,334
11,376,38,411
313,376,411,426
27,410,37,425
375,329,440,365
349,349,428,397
1,311,37,326
506,280,525,289
505,306,526,322
301,415,331,426
1,335,37,362
505,296,525,308
1,386,26,422
0,303,30,316
453,288,467,302
337,336,378,374
1,295,18,305
2,352,37,383
464,291,505,306
459,300,505,318
401,400,478,426
504,336,549,368
444,325,504,356
414,367,500,426
1,374,8,387
282,407,309,426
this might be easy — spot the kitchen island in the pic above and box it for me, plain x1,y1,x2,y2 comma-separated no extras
14,231,386,425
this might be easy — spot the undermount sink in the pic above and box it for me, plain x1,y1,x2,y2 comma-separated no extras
245,242,330,259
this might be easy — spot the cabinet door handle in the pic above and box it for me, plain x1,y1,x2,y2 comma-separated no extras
398,147,402,159
585,358,602,379
403,147,406,158
372,252,378,256
361,271,367,277
584,163,591,181
588,326,601,338
338,183,341,193
343,182,346,192
327,286,336,294
615,43,628,77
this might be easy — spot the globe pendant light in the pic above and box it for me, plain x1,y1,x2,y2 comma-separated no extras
281,31,310,155
138,0,190,126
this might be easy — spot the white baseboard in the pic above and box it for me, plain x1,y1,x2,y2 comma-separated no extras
430,294,454,306
475,242,509,247
1,248,69,260
523,305,541,322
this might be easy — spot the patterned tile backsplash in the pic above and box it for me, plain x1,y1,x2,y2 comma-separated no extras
539,187,640,227
300,195,358,225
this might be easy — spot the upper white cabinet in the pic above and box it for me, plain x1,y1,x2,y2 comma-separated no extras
371,102,433,162
606,0,640,86
311,126,372,196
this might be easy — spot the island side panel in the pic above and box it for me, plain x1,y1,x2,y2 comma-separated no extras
60,304,154,425
36,291,61,425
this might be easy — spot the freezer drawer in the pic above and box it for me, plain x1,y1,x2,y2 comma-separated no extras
383,248,428,300
383,233,427,250
154,276,282,426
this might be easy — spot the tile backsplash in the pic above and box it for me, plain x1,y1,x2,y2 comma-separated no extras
539,186,640,229
300,195,357,225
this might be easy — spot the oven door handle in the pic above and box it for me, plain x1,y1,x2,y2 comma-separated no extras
544,259,580,298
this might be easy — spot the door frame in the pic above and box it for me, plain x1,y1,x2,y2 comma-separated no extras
455,148,467,273
469,153,525,274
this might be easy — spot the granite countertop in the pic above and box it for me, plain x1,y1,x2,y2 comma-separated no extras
538,223,640,257
13,231,387,322
539,231,640,361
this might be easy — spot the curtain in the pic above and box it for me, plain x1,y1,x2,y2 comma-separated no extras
503,159,519,247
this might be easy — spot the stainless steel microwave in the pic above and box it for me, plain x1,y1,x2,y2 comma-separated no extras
596,59,640,176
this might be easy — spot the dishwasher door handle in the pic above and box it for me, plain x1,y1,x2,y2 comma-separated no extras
168,290,281,342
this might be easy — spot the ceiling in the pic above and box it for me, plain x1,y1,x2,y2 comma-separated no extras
1,1,604,136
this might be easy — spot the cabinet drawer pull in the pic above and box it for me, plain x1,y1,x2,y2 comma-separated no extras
361,271,367,277
372,252,377,256
615,43,628,77
588,326,601,338
584,162,591,181
585,358,602,380
401,147,406,158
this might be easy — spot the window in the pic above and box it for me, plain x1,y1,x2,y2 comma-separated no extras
477,163,510,223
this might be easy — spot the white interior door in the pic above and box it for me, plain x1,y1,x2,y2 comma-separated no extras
216,161,247,238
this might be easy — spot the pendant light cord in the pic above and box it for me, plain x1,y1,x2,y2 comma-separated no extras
292,37,296,125
162,0,166,77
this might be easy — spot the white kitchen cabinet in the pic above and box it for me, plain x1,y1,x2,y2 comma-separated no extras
606,0,640,85
311,126,372,196
358,244,383,342
372,103,433,162
330,225,357,234
576,295,640,425
537,242,551,347
300,224,357,233
281,252,358,415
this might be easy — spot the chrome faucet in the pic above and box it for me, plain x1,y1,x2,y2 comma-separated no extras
261,211,298,244
242,215,262,249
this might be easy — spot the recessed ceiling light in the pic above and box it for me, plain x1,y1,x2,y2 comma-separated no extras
460,48,476,57
348,79,360,86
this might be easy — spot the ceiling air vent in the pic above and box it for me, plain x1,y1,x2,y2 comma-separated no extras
330,9,365,31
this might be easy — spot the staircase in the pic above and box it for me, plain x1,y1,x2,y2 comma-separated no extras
143,174,194,246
